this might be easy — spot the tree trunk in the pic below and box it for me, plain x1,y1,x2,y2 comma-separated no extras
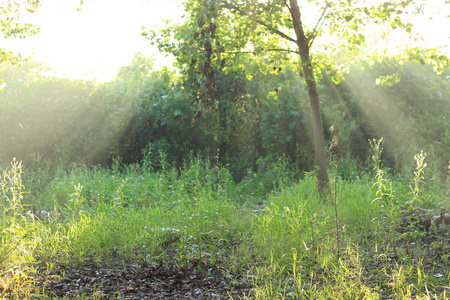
218,99,227,164
289,0,329,193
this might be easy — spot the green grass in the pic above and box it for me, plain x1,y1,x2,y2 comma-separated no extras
0,155,448,299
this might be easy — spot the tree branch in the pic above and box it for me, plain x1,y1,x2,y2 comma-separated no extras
217,48,299,55
309,2,330,47
253,18,298,45
229,3,298,45
282,0,292,15
289,0,308,48
264,48,299,54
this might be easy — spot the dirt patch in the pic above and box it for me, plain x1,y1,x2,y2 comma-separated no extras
399,208,450,232
397,208,450,264
36,263,252,299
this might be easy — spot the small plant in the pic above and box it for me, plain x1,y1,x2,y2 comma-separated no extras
0,159,39,297
408,151,427,208
141,143,155,173
67,183,84,211
369,138,394,210
329,125,341,260
368,138,397,250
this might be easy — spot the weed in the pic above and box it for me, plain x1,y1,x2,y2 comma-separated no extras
0,151,447,298
330,125,341,260
408,151,427,208
369,138,395,210
0,159,40,298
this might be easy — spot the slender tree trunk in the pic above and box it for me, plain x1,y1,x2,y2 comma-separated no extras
289,0,329,192
218,100,227,164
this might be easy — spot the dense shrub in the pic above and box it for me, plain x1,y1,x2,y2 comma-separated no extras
0,56,448,181
320,59,450,177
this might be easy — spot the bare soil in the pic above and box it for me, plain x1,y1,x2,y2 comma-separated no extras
36,263,252,299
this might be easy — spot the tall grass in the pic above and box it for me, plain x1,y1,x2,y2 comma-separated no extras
0,159,41,297
0,151,447,298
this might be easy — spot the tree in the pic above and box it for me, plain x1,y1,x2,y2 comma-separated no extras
0,0,41,65
147,0,447,192
0,0,86,67
144,0,252,165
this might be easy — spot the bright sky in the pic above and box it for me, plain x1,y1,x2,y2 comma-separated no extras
1,0,449,82
384,2,450,54
1,0,185,82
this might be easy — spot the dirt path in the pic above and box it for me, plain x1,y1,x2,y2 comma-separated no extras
37,263,252,299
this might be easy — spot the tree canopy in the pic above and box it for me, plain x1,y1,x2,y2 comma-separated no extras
0,0,40,65
145,0,449,192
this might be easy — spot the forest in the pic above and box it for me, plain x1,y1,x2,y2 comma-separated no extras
0,0,450,299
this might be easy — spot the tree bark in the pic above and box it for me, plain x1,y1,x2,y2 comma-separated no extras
289,0,329,193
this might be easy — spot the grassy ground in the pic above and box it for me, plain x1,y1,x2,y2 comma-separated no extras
0,154,449,299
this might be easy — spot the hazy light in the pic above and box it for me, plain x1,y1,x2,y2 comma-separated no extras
383,1,450,55
0,0,448,82
1,0,184,82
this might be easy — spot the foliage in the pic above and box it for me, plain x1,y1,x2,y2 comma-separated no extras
369,138,394,208
408,151,427,208
146,0,449,192
0,0,40,66
1,54,449,186
0,147,447,298
322,59,450,178
0,1,449,298
0,159,40,296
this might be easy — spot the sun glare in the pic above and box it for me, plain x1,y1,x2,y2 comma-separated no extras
0,0,448,82
1,0,183,82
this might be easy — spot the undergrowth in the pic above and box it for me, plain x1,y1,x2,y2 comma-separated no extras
0,151,447,299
